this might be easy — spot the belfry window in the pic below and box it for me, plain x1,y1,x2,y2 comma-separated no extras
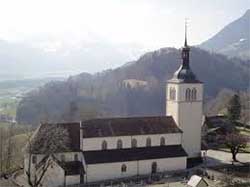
102,140,108,150
191,88,197,100
185,88,191,101
169,87,176,100
117,139,123,149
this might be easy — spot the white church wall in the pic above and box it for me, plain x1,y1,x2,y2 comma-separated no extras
24,154,46,176
85,157,186,183
166,83,180,122
138,157,186,175
24,152,84,178
166,82,203,158
86,161,138,182
66,175,81,186
54,152,82,162
178,101,203,157
178,83,203,101
82,136,131,151
40,160,65,187
81,133,182,151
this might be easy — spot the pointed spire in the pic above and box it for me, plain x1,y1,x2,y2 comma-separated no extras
184,18,188,47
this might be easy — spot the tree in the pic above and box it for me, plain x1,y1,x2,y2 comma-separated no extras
0,127,4,174
25,124,70,187
223,132,248,162
227,94,241,122
5,124,14,171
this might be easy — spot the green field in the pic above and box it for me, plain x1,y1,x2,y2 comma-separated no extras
216,127,250,153
0,97,18,116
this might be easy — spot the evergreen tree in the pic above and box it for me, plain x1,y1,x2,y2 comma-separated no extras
227,94,241,121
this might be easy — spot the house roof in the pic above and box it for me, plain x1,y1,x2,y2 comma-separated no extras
205,115,231,126
169,65,202,84
59,122,80,151
83,145,187,164
204,115,234,132
30,122,80,154
81,116,182,138
187,175,208,187
57,161,85,175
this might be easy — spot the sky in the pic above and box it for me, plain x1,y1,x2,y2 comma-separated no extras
0,0,249,78
0,0,249,49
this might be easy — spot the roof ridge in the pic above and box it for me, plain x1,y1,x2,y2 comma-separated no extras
82,115,172,122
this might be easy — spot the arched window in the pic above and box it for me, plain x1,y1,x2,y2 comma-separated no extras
74,154,78,161
61,154,65,162
131,138,137,148
117,139,123,149
160,137,165,146
151,162,157,174
185,88,191,101
146,137,151,147
102,140,108,150
169,87,176,100
32,155,37,164
121,164,127,172
191,88,197,100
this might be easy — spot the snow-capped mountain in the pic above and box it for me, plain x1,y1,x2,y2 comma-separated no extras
199,9,250,60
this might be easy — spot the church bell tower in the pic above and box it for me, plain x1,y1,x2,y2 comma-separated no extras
166,23,203,158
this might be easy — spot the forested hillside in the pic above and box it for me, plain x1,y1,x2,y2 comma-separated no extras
205,89,250,124
16,47,250,125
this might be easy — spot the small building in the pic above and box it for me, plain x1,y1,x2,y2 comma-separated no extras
122,79,148,89
203,115,234,134
187,175,209,187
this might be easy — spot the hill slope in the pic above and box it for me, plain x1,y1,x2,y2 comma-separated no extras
16,47,250,125
199,10,250,60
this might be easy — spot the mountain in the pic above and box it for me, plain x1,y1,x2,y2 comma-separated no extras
0,38,145,80
16,47,250,125
199,10,250,60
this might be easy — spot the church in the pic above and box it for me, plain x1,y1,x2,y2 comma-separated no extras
23,30,204,186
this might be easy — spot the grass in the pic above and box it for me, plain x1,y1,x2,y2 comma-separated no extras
0,132,29,173
0,97,18,116
216,126,250,153
0,125,31,174
237,126,250,136
0,122,13,128
11,133,29,169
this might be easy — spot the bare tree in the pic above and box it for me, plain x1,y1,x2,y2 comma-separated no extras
5,124,14,171
223,132,249,162
25,124,70,187
0,127,3,174
0,127,9,175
